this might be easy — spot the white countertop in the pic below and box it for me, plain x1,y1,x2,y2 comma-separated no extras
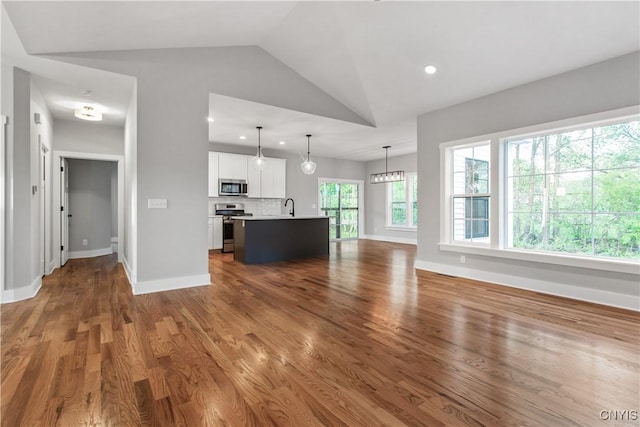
208,214,223,218
232,215,328,220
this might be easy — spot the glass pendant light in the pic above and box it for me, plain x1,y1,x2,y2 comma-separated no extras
253,126,267,169
300,134,317,175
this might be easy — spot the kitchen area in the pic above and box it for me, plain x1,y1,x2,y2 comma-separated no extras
207,150,330,263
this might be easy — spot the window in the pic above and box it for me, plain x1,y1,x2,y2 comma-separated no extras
387,173,417,228
441,109,640,271
320,181,361,240
451,144,491,242
506,119,640,259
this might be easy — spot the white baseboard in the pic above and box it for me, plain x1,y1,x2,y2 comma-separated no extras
69,247,113,259
414,259,640,312
1,275,42,304
132,273,211,296
122,256,136,286
362,234,417,245
47,260,55,275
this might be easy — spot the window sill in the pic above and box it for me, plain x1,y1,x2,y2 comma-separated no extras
385,226,417,232
438,243,640,275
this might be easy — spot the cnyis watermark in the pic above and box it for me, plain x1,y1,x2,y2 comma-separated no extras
599,409,638,421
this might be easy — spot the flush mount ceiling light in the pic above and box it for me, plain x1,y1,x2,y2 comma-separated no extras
207,116,214,123
370,145,405,184
253,126,267,169
424,65,437,75
300,134,317,175
74,105,102,121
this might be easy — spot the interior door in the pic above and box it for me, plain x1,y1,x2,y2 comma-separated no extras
60,158,69,266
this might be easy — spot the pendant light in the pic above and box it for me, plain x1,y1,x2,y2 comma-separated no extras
370,145,405,184
300,134,317,175
253,126,267,169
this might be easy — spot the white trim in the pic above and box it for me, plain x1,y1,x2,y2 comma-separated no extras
68,247,113,259
439,243,640,275
132,274,211,295
362,234,417,245
122,255,137,286
1,276,42,304
47,260,55,275
414,259,639,312
384,226,417,232
1,115,6,295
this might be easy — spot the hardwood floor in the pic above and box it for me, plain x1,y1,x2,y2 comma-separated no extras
1,240,638,426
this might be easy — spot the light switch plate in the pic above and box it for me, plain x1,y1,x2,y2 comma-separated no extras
148,199,168,209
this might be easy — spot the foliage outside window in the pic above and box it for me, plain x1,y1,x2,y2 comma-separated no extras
320,181,359,240
388,173,417,228
506,119,639,259
451,144,491,242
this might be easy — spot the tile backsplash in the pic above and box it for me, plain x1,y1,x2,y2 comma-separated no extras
208,197,283,216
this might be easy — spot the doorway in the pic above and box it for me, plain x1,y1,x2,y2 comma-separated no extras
319,179,364,241
53,151,124,269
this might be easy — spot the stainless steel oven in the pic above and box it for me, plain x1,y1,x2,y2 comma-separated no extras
214,203,251,253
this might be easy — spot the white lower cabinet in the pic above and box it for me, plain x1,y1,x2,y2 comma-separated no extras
208,217,223,250
213,217,223,249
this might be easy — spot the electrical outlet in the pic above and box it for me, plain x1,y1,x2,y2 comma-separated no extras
83,239,88,246
460,255,466,264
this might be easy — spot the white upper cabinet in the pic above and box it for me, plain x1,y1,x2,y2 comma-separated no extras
218,153,248,180
208,152,219,197
261,158,287,199
210,151,286,199
246,158,262,198
245,156,287,198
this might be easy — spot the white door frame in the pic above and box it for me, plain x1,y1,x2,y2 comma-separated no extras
317,177,365,240
52,150,124,268
1,115,7,294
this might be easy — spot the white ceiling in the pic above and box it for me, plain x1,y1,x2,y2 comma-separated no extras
3,1,639,160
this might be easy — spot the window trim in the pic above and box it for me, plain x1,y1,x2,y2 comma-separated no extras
439,105,640,274
386,172,417,229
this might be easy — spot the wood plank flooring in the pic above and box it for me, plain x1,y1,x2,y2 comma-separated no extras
1,240,638,426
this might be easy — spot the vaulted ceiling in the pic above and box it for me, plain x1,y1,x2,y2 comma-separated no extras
2,1,639,160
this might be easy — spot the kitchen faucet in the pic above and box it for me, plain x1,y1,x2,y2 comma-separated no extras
284,198,295,217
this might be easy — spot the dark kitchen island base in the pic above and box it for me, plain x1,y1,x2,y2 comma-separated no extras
233,216,329,264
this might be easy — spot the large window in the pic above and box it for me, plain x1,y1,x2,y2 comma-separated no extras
506,119,639,259
451,144,490,242
387,173,417,228
442,112,640,268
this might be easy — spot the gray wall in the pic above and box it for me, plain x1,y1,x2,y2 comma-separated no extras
3,67,32,290
417,52,640,298
365,152,417,242
47,45,369,284
209,142,367,216
53,119,124,155
67,159,116,254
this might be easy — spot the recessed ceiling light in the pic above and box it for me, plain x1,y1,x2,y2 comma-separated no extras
239,135,246,140
279,141,286,145
207,117,214,123
424,65,437,75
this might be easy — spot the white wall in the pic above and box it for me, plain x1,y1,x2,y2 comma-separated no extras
67,159,115,255
364,153,417,244
53,119,124,155
416,51,640,309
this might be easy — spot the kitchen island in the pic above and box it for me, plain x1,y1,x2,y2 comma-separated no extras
232,216,329,264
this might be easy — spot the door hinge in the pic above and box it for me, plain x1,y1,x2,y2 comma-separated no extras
60,245,64,251
60,206,64,211
60,166,64,172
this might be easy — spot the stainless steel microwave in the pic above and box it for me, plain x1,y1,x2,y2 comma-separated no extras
219,179,248,196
